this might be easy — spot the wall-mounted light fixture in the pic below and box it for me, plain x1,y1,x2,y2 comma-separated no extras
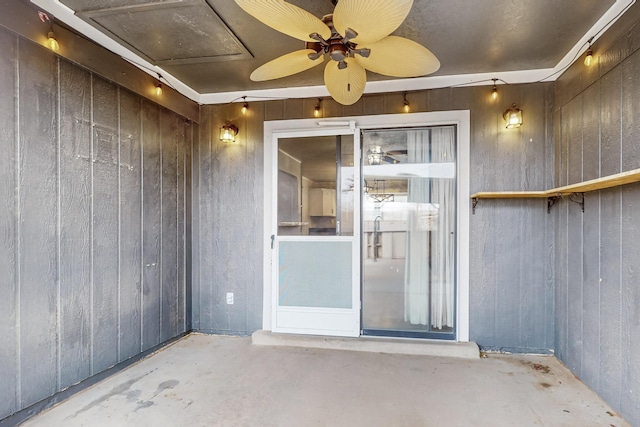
584,37,594,67
584,46,593,67
314,98,322,118
220,122,238,143
154,73,163,96
503,103,523,129
491,78,498,101
47,31,59,51
241,96,249,115
367,145,382,165
39,12,59,51
403,92,410,113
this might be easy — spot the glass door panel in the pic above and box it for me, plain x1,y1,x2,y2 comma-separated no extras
361,127,457,339
274,133,359,337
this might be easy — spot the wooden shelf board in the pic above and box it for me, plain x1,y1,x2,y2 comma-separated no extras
549,168,640,195
470,168,640,200
471,191,547,199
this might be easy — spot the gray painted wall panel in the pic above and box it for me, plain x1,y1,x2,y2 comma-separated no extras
161,110,179,342
554,11,640,423
581,192,600,390
600,69,622,177
597,189,622,407
582,84,600,181
621,185,640,418
0,30,18,418
197,111,214,329
0,27,192,420
91,77,120,374
177,122,187,332
118,90,143,361
622,53,640,171
185,123,195,331
18,41,59,408
58,60,92,389
141,102,162,351
190,122,201,331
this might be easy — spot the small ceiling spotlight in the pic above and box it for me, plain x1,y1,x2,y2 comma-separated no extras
403,92,410,113
314,98,322,118
503,103,523,129
491,78,498,101
241,96,249,115
220,121,238,143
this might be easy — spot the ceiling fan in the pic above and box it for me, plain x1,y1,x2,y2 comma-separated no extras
234,0,440,105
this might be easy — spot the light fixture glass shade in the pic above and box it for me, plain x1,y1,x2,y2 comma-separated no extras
491,86,498,100
234,0,330,42
324,58,366,105
250,49,323,81
355,36,440,77
333,0,413,44
155,83,163,96
241,102,248,115
47,31,59,51
219,123,238,143
584,49,593,66
503,104,523,129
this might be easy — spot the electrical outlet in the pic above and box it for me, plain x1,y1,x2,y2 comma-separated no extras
226,292,234,305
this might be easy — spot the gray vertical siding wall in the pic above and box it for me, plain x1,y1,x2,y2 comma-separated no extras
554,6,640,425
0,28,193,420
193,86,556,353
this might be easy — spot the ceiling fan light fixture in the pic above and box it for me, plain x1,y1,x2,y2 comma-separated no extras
503,104,523,129
220,122,238,143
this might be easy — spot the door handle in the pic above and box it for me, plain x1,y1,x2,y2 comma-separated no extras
271,234,275,249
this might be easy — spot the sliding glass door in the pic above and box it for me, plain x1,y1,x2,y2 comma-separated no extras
361,126,457,339
272,130,361,337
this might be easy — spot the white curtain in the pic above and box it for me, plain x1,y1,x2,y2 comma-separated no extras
404,128,455,329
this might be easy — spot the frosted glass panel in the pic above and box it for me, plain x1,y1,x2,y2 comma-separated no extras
279,241,352,308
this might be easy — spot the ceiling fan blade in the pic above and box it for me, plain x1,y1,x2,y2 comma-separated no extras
250,49,324,81
234,0,331,42
333,0,413,44
355,36,440,77
324,58,366,105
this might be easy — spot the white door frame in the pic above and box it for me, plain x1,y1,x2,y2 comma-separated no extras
263,111,470,341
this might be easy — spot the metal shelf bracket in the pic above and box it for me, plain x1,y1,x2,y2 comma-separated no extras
547,195,561,214
472,197,478,214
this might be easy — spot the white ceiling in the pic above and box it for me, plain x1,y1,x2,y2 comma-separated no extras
31,0,635,104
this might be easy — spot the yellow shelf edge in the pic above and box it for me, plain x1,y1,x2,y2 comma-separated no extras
471,168,640,200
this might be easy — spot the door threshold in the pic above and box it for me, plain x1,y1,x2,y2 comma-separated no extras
252,330,479,359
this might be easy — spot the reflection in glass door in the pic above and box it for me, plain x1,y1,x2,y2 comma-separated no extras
361,127,457,339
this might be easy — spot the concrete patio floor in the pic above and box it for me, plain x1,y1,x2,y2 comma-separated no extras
21,333,628,427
